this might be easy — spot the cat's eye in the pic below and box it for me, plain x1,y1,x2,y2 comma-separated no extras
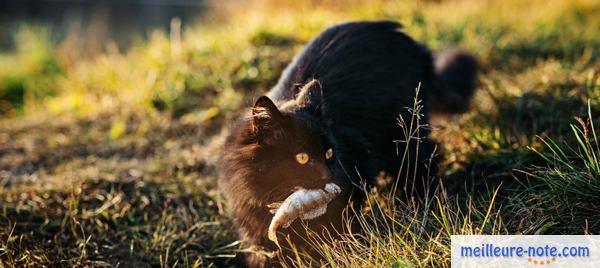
296,153,309,165
325,148,334,160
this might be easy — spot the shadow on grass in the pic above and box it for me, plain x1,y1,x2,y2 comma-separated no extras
0,176,238,267
0,113,240,266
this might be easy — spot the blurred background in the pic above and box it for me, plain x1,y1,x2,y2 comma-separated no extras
0,0,209,116
1,0,599,118
0,0,206,50
1,0,599,266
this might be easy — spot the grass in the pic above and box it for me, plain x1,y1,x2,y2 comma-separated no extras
1,0,600,266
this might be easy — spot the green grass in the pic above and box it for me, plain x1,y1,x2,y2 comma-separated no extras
1,0,600,266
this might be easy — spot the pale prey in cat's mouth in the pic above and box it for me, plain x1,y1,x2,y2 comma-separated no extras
267,183,341,246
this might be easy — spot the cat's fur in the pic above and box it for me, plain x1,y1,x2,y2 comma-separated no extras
219,21,478,266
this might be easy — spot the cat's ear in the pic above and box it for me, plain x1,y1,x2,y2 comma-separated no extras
295,79,323,110
252,96,282,134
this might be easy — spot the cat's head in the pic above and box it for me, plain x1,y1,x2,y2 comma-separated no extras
224,84,337,204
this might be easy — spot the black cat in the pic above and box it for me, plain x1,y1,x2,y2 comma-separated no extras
219,21,478,266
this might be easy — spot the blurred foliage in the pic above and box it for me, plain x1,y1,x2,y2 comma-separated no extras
0,26,63,115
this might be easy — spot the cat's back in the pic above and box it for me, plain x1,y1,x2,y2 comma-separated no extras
267,21,436,174
267,20,434,109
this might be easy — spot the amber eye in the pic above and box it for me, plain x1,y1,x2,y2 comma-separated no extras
325,148,334,160
295,153,309,165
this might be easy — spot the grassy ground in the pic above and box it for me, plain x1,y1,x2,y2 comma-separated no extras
1,0,600,266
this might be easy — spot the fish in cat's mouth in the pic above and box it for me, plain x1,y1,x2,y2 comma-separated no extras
267,183,341,246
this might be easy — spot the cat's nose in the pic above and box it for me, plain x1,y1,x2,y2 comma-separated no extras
317,166,333,180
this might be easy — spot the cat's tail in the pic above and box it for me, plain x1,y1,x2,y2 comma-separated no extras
429,49,479,114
